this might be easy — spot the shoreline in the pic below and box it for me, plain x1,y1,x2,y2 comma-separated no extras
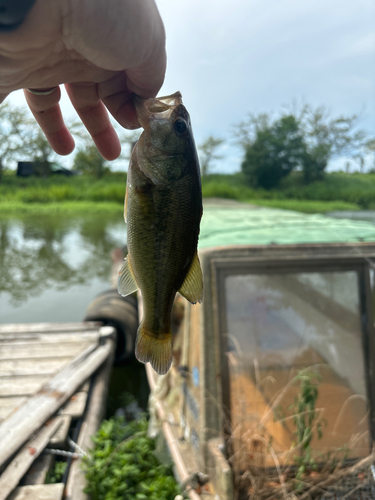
0,198,360,215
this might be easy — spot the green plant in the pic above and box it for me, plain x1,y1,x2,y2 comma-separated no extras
82,416,180,500
241,115,306,189
288,370,326,489
45,460,67,484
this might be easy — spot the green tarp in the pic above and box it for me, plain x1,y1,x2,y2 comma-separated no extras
199,203,375,249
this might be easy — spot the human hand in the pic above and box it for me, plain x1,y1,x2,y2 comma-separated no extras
0,0,166,160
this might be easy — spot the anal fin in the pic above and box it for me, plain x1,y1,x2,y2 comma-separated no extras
178,252,203,304
117,256,139,297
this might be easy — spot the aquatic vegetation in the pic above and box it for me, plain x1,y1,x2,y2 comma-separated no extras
82,416,180,500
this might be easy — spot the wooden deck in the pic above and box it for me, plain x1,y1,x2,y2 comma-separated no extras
0,322,115,500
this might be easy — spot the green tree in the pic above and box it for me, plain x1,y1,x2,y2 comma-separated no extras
235,105,371,185
73,144,109,178
199,136,224,176
298,105,368,183
0,103,30,182
72,121,139,177
241,115,306,189
25,128,56,176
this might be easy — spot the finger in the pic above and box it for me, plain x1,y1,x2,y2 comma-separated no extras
0,93,9,105
124,28,167,99
65,83,121,161
23,87,75,156
97,72,140,130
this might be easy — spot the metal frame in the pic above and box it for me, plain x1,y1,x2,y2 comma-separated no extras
201,245,375,453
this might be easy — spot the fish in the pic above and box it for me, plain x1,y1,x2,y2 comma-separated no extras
118,91,203,375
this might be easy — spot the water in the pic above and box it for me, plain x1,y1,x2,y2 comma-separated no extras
1,209,374,324
0,212,126,324
328,210,375,224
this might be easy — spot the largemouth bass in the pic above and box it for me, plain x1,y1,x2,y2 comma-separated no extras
118,92,203,375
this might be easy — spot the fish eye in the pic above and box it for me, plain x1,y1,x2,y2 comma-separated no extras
174,119,187,134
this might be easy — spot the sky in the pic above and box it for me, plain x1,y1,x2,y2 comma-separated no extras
7,0,375,173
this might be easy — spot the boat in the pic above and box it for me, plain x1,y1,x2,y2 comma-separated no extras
144,200,375,499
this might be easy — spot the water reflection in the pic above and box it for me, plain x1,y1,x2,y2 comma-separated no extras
0,213,126,321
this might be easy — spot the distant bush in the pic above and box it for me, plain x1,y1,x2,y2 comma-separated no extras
1,171,375,213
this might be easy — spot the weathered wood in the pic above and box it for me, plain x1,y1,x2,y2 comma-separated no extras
59,391,88,418
0,377,50,397
65,336,116,500
0,322,100,335
0,332,100,344
7,483,64,500
49,415,72,446
0,342,93,360
22,454,53,486
0,358,72,377
0,417,62,500
0,398,27,421
77,381,90,393
0,328,114,468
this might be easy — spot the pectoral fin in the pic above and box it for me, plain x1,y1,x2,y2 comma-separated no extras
118,256,139,297
178,252,203,304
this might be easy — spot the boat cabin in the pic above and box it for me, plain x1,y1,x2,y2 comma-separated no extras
147,202,375,499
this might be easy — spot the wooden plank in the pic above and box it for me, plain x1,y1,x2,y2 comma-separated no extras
0,396,27,407
22,454,53,486
0,322,100,335
60,391,88,418
0,341,94,359
7,483,64,500
0,417,62,500
0,332,100,344
49,415,72,447
77,381,90,393
65,336,116,500
0,327,115,468
0,358,72,377
0,396,27,421
0,377,49,397
0,388,90,421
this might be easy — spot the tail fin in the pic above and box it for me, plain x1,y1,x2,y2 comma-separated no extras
135,324,172,375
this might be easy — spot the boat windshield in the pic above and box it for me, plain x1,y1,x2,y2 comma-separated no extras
224,270,370,465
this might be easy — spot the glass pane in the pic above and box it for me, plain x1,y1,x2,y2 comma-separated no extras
225,271,370,467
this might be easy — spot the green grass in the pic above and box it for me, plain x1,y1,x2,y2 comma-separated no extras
0,201,123,215
0,171,127,204
246,199,360,213
1,170,374,215
202,171,375,210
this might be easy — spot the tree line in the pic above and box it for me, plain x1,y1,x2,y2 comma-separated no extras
0,102,138,181
200,104,374,188
1,101,373,186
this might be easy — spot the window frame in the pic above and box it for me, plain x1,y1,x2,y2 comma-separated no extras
212,256,375,451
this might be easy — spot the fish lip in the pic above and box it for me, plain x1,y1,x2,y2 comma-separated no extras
133,92,183,128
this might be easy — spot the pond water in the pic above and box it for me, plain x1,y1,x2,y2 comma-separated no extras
0,212,126,324
328,210,375,224
2,209,375,325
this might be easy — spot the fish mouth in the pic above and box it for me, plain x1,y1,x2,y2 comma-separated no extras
133,92,183,128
